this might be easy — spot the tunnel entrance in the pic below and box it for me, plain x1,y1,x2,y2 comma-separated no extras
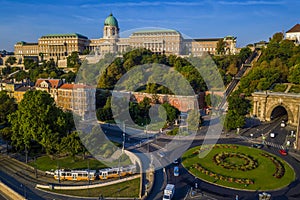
270,106,288,121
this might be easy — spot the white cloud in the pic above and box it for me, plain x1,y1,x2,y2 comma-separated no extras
217,1,285,6
72,15,95,23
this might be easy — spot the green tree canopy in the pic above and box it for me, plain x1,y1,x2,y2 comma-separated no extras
67,51,81,69
216,39,226,55
6,56,17,66
288,64,300,84
0,91,17,126
8,90,71,155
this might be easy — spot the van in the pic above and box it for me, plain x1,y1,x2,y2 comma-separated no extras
163,184,175,200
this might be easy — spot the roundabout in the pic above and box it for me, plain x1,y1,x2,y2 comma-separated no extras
182,144,295,191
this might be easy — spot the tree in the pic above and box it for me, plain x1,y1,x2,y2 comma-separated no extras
24,58,38,70
205,93,222,108
161,103,180,124
0,127,12,141
0,127,13,153
288,64,300,84
6,56,16,66
186,109,201,131
60,71,76,83
228,92,250,116
216,39,226,55
61,131,85,159
271,32,284,43
67,51,81,69
8,90,69,158
0,91,17,126
82,49,90,55
238,47,252,63
224,110,246,131
15,70,29,81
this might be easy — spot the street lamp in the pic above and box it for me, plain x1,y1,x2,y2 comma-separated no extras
250,133,253,140
146,125,149,153
122,122,125,153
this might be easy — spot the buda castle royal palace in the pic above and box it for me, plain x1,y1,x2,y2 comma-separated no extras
14,13,237,65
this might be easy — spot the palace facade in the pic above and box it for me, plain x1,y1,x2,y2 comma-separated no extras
14,13,237,64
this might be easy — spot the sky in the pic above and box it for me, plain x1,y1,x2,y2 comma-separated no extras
1,0,300,51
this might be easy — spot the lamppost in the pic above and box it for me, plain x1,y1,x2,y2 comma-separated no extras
57,159,60,183
122,122,125,153
250,133,253,141
146,125,149,153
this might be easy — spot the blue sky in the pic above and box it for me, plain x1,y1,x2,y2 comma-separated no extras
1,0,300,51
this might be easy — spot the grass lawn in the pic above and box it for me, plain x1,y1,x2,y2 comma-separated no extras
43,178,140,198
182,144,295,191
29,155,132,171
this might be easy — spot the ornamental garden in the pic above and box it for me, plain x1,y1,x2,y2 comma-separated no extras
182,144,295,191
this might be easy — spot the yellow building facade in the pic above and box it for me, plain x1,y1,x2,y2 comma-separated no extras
14,13,237,63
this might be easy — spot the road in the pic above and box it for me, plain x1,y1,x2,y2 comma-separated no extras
136,117,300,200
0,118,299,200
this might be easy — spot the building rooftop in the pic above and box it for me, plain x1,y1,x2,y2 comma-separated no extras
35,79,62,89
104,13,119,28
16,41,38,46
194,38,223,42
59,83,94,90
286,24,300,33
41,33,88,39
15,86,33,92
132,29,181,35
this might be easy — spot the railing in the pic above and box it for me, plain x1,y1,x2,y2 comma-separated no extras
217,50,260,110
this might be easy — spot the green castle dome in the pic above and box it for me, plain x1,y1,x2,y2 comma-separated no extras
104,13,119,28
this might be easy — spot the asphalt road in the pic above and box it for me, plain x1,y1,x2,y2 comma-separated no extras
0,118,300,200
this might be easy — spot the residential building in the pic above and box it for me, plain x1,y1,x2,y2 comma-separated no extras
286,24,300,44
13,86,33,103
57,83,96,120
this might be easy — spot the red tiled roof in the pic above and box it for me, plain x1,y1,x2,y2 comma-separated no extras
59,83,93,90
286,24,300,33
35,79,62,88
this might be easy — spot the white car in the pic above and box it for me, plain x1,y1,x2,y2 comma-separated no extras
280,121,286,127
270,132,276,138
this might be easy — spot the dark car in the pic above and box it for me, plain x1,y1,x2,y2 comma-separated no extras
252,143,264,149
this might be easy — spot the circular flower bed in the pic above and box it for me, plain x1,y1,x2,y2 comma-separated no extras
182,144,295,191
213,152,258,171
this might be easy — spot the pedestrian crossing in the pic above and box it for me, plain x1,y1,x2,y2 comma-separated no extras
237,135,252,141
237,135,285,149
264,141,284,149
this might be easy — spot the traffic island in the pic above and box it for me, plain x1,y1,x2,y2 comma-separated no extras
182,144,295,191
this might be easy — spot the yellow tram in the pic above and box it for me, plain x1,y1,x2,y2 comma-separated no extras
54,169,97,181
98,165,136,180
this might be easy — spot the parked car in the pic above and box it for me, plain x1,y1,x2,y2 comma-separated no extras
279,149,287,156
252,143,264,149
173,166,179,177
